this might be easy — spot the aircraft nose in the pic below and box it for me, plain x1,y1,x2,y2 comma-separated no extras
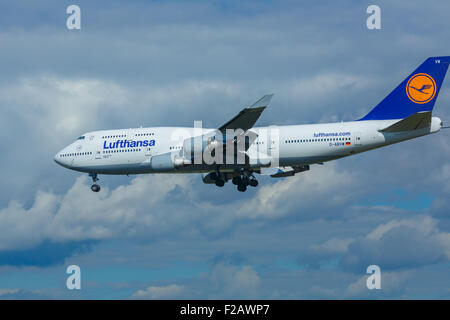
54,151,64,166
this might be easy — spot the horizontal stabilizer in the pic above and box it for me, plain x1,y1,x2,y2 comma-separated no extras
379,111,432,133
261,166,294,177
261,165,310,178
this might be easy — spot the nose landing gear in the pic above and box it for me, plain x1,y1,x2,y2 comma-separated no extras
89,173,101,192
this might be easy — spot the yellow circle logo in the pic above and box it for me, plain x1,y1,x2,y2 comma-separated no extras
406,73,436,104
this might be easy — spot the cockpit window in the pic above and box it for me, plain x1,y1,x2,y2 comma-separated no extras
77,136,85,140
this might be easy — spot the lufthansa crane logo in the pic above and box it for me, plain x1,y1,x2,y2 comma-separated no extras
406,73,436,104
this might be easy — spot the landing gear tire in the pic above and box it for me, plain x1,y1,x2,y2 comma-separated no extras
210,172,218,180
232,176,241,185
91,184,101,192
89,173,100,192
249,179,258,187
215,179,225,187
237,184,247,192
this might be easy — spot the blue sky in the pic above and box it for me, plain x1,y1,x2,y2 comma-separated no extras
0,0,450,299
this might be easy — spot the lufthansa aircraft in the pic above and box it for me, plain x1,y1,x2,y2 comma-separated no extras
55,57,449,192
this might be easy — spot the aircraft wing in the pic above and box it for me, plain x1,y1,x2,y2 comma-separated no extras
183,94,273,158
218,94,273,133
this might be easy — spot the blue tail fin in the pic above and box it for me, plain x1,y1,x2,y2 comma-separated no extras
359,56,450,120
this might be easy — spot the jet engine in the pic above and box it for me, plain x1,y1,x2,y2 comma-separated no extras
150,152,191,171
183,133,220,158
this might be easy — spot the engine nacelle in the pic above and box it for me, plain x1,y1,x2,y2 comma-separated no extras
150,152,191,171
201,172,226,184
201,172,217,184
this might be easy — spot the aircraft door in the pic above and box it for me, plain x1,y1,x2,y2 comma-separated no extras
95,145,102,159
94,134,102,160
268,125,279,165
354,132,362,146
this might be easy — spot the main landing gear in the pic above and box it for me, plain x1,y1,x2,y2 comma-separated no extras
208,170,258,192
208,171,226,187
232,173,258,192
89,173,101,192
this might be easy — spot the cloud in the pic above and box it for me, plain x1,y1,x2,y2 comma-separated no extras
0,240,96,267
0,76,127,145
0,174,193,253
0,288,63,300
131,284,185,300
0,289,18,296
342,216,450,271
209,263,261,299
295,214,450,274
0,157,362,264
343,270,413,299
302,238,354,268
128,262,261,300
238,163,357,219
0,190,60,251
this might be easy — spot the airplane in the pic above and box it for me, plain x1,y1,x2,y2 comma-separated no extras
55,56,450,192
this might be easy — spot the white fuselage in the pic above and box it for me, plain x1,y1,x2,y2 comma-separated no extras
54,117,442,175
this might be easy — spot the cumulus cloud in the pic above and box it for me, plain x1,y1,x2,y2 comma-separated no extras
238,163,357,219
296,215,450,274
0,288,63,300
129,263,261,300
343,270,413,299
0,158,361,259
342,216,450,271
302,238,354,268
0,174,194,252
209,263,261,299
0,76,127,146
131,284,185,300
